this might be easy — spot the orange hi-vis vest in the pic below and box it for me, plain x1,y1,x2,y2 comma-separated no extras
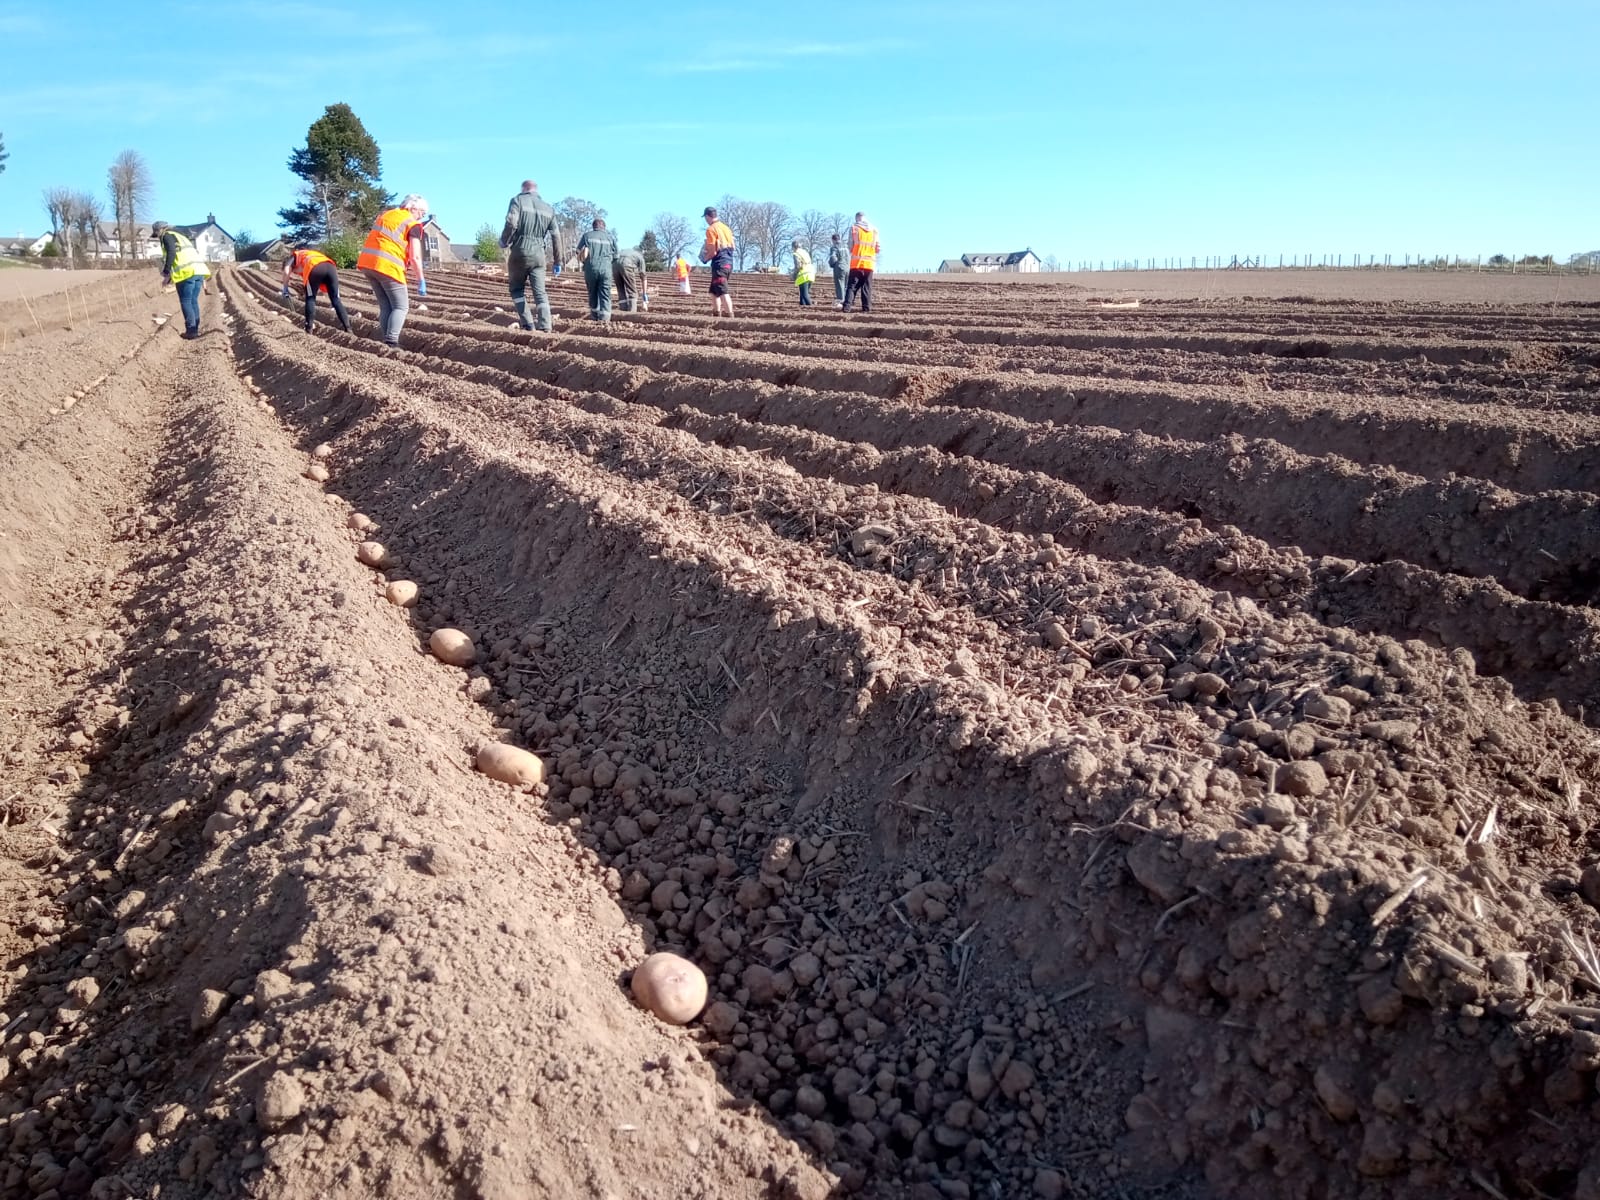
357,208,420,283
850,223,879,271
703,221,734,256
675,257,690,280
292,249,333,285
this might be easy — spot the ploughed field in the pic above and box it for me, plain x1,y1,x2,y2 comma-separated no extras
2,266,1599,1200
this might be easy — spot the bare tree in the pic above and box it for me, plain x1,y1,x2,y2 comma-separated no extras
107,150,154,262
69,192,104,264
43,187,76,263
554,196,606,267
652,211,692,262
749,201,795,269
718,194,759,272
828,211,849,243
795,209,831,256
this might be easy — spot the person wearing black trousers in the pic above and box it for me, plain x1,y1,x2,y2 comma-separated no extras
283,246,351,333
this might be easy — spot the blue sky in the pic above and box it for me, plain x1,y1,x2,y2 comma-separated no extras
1,0,1595,270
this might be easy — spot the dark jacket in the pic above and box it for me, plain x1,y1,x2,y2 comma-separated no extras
612,248,646,282
501,190,562,267
828,242,847,275
578,227,618,274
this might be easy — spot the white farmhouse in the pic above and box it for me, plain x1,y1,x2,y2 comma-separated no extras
97,222,165,260
942,250,1042,274
158,214,237,263
0,232,52,257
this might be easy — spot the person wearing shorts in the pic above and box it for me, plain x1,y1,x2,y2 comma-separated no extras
700,205,735,317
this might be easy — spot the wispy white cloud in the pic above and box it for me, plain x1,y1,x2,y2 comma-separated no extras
671,58,766,74
175,0,429,40
0,11,46,36
657,37,914,74
0,78,249,124
389,107,1013,157
448,33,559,59
0,44,319,124
784,42,871,56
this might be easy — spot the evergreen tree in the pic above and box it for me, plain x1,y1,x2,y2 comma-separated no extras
637,230,666,271
278,103,390,242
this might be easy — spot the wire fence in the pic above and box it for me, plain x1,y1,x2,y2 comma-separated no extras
1060,254,1596,274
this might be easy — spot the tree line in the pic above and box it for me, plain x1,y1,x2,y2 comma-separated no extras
656,201,851,271
28,149,154,266
467,199,851,273
277,104,858,274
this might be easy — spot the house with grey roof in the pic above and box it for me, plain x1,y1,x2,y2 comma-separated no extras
165,214,237,263
0,232,52,257
236,238,288,264
941,250,1042,274
98,221,163,260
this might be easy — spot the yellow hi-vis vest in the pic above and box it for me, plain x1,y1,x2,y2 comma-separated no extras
849,223,879,271
357,208,419,283
166,231,211,283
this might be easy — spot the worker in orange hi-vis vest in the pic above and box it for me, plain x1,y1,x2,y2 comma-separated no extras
841,212,880,314
282,245,351,334
674,255,691,294
699,205,735,317
356,193,430,347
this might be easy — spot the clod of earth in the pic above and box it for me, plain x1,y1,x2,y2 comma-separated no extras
849,523,896,554
257,1072,306,1132
428,628,476,666
630,952,708,1025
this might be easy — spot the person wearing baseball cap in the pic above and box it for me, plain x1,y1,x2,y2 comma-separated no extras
150,220,212,339
699,206,735,318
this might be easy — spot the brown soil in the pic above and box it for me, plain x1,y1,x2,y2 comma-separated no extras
3,267,1599,1200
907,267,1600,304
